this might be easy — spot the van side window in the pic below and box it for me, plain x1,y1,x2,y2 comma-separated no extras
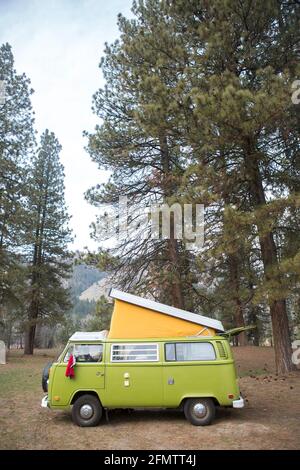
64,344,103,363
111,343,159,362
165,343,176,361
165,342,216,361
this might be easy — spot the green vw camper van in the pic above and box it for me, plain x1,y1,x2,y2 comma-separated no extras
41,290,245,426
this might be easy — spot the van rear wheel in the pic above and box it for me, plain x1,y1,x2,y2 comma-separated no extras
184,398,215,426
72,394,102,427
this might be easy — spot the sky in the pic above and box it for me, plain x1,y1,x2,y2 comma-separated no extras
0,0,133,251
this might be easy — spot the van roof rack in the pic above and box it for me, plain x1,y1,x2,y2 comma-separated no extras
69,331,108,341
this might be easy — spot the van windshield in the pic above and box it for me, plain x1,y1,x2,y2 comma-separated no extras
64,343,103,363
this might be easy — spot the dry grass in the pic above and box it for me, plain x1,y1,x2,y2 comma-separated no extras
0,346,299,450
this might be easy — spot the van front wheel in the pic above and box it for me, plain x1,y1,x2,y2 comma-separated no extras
72,394,102,427
184,398,215,426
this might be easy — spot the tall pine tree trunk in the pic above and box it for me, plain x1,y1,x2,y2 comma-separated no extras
244,140,294,373
222,171,246,345
24,266,39,355
24,313,37,354
228,254,247,346
25,200,43,354
167,235,184,309
159,132,184,309
248,279,260,346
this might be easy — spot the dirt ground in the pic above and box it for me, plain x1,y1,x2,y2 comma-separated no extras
0,347,299,450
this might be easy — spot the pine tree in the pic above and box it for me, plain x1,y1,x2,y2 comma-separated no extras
85,2,197,309
85,0,299,373
0,43,35,310
167,0,300,372
24,130,72,354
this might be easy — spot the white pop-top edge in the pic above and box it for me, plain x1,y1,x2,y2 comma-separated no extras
109,289,224,332
69,330,108,341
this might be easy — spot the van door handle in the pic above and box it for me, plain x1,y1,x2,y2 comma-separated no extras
96,372,104,377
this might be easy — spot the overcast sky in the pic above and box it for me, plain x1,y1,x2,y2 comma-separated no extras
0,0,133,251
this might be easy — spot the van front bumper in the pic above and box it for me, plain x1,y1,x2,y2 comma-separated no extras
232,396,244,408
41,395,49,408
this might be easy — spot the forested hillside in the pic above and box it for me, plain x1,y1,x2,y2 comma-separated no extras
66,263,107,322
68,263,105,300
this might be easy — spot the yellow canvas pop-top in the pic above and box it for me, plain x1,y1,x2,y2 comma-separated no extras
108,289,224,338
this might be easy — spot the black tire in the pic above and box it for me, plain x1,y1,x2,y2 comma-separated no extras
42,362,53,392
71,394,103,427
183,398,215,426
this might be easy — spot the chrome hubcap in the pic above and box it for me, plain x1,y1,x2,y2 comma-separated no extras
80,404,93,419
193,403,207,418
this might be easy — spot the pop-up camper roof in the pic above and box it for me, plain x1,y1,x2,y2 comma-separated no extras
108,289,224,339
